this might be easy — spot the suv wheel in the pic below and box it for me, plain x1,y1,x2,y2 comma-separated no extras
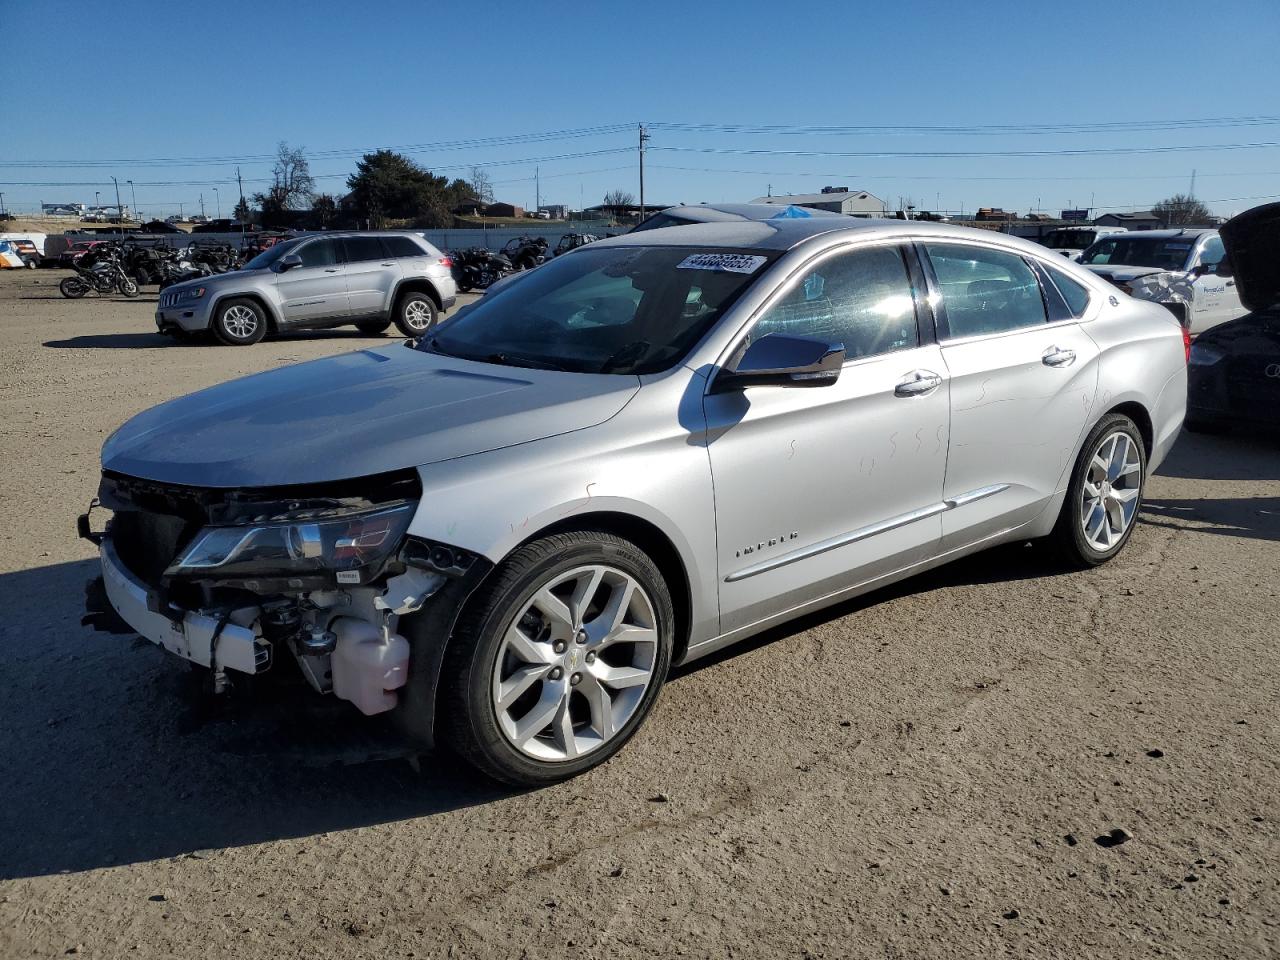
213,298,267,346
1050,413,1146,566
393,291,438,337
440,530,674,785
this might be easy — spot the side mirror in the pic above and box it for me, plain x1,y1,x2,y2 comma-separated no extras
1211,259,1233,278
712,334,845,393
276,253,303,272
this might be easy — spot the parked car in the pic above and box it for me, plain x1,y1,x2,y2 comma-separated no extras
1038,226,1127,261
631,202,846,232
83,218,1187,785
154,231,456,344
552,233,601,257
58,239,107,267
1185,202,1280,432
1078,228,1242,334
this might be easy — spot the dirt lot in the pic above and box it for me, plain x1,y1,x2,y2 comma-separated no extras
0,268,1277,959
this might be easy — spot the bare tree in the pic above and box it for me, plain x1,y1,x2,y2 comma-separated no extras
468,166,494,204
602,189,635,217
1153,193,1213,226
253,141,315,215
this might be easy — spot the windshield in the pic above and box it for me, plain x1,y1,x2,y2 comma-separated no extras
420,245,776,375
1079,236,1196,270
1042,230,1096,249
630,213,696,233
243,238,303,270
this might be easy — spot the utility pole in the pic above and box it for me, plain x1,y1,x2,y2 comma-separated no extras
0,193,5,218
200,194,206,218
127,180,137,221
214,187,221,219
767,183,772,198
638,123,649,221
535,166,540,216
1189,168,1197,198
111,176,123,235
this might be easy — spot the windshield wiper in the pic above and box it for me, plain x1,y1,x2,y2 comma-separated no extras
483,352,569,372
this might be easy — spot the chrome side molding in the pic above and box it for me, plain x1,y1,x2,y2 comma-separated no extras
725,483,1010,583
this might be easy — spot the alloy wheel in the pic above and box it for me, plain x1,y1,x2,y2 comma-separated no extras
1080,430,1143,552
403,299,432,331
492,564,660,762
222,304,259,339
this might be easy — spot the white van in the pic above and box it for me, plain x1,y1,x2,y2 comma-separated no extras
1038,226,1127,261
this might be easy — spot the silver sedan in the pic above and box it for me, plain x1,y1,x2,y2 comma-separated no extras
91,217,1188,785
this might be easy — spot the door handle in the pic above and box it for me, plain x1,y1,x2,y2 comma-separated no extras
1042,346,1076,368
324,268,339,273
895,370,943,397
1225,280,1235,287
381,262,395,266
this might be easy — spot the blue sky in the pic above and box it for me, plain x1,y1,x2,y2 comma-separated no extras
4,0,1279,219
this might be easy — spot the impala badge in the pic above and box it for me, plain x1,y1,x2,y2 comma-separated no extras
736,532,798,558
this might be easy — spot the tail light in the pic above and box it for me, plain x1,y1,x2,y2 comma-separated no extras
1182,325,1192,362
438,256,452,268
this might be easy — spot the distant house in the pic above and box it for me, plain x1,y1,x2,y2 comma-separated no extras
751,187,886,217
484,202,524,218
974,207,1018,222
1094,210,1162,230
452,198,487,217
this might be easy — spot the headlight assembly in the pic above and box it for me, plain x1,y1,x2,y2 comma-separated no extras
166,503,415,584
176,286,207,301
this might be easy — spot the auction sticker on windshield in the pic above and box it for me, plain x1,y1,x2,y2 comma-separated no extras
677,253,769,274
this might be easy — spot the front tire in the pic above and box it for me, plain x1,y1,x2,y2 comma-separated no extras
439,530,674,786
1050,413,1147,567
118,277,139,298
212,298,267,346
393,291,438,337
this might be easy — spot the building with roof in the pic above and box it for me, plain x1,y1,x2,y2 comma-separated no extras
750,187,886,217
1093,210,1163,230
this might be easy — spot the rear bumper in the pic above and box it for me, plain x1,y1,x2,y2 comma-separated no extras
99,538,268,675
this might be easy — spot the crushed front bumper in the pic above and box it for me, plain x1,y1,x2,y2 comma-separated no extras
98,538,269,675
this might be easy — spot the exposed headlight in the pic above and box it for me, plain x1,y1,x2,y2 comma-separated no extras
175,286,207,301
166,503,415,584
1188,343,1225,367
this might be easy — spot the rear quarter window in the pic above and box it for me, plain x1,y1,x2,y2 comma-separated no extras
1045,266,1092,318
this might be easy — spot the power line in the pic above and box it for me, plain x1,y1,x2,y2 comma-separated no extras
649,116,1280,138
653,141,1280,161
648,163,1280,183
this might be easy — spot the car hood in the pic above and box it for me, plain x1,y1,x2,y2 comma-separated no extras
101,345,640,487
1082,264,1176,283
1220,201,1280,313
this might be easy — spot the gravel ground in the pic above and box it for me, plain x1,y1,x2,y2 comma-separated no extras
1,268,1277,959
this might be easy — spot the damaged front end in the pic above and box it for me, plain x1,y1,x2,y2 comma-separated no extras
79,469,487,729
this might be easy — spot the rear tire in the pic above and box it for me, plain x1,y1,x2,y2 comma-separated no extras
1049,413,1147,567
439,530,674,786
59,277,88,299
356,319,392,336
393,291,438,337
213,298,267,346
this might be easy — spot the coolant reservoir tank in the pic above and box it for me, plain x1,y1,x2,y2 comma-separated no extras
330,617,410,716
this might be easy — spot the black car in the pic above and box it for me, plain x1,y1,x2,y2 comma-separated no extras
1186,202,1280,432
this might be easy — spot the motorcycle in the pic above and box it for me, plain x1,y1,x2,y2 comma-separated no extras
501,235,548,271
450,247,513,292
59,246,139,298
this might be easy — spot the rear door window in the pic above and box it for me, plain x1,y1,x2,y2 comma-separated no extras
343,236,389,262
924,243,1048,338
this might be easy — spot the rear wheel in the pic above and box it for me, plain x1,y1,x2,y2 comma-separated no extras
393,291,438,337
213,298,267,346
439,530,674,785
356,319,392,336
59,276,88,299
1050,413,1146,567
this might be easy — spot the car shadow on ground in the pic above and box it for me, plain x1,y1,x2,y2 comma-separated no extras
0,559,507,881
44,330,389,350
1156,429,1280,482
1141,496,1280,542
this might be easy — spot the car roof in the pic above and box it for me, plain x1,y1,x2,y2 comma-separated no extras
655,202,847,223
594,216,1067,255
1098,228,1216,240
